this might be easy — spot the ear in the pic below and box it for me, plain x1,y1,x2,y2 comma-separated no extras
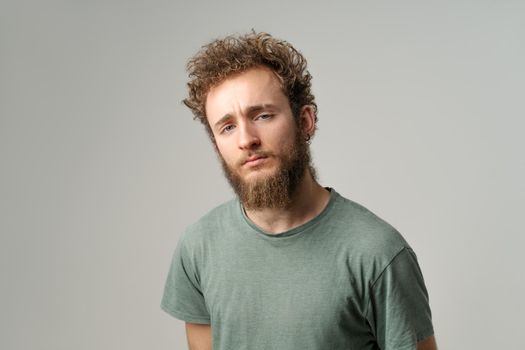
299,105,316,137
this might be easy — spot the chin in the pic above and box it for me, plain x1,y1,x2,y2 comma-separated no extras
242,165,277,179
241,172,270,185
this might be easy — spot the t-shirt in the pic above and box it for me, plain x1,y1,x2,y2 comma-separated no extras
161,188,434,349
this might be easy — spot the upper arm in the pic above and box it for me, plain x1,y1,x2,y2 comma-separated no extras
366,248,435,348
417,335,437,350
185,322,212,350
161,236,211,324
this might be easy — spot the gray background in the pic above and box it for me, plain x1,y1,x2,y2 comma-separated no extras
1,0,524,349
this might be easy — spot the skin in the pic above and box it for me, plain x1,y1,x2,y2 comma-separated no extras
205,65,330,234
185,323,212,350
186,65,437,350
185,321,436,350
417,335,438,350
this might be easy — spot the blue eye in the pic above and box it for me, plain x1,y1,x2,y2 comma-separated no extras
221,124,235,134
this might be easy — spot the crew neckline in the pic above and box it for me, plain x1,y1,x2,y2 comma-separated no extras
238,187,338,240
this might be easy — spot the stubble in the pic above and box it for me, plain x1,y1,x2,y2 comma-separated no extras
218,127,316,210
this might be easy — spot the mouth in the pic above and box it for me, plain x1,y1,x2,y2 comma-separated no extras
243,155,268,167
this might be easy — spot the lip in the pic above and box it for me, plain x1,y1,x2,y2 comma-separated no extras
243,156,267,167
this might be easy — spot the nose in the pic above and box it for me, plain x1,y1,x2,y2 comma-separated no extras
237,121,260,150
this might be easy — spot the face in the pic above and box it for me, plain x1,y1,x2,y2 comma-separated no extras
205,66,316,209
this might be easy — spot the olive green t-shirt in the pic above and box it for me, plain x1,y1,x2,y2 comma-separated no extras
161,188,434,349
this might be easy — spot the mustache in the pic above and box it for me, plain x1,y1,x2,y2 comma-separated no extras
237,151,274,167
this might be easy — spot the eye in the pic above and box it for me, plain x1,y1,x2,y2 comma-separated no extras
221,124,235,134
255,113,273,121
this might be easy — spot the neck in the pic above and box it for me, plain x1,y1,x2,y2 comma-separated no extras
243,170,331,234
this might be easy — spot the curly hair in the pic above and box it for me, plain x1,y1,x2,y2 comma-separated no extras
183,31,318,134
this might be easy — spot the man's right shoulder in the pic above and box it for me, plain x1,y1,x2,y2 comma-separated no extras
180,197,239,244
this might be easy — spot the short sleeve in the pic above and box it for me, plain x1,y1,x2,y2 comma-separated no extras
365,247,434,349
160,236,211,324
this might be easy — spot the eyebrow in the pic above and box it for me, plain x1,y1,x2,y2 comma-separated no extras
213,104,278,130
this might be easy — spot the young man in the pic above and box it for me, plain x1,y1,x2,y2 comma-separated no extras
161,32,437,350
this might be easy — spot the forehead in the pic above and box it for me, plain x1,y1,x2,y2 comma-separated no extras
205,66,289,120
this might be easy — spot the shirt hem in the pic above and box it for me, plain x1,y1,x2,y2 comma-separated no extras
416,326,435,342
160,302,211,324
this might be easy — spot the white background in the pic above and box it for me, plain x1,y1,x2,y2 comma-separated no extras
1,0,524,349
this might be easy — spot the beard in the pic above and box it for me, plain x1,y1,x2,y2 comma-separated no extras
218,127,317,210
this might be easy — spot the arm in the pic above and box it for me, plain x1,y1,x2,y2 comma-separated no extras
417,335,437,350
366,248,436,349
185,322,212,350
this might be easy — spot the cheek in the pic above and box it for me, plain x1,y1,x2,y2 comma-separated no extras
272,126,296,148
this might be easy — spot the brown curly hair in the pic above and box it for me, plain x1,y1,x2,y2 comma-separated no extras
183,31,318,136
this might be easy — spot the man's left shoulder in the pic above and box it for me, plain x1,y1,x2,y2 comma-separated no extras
330,191,411,260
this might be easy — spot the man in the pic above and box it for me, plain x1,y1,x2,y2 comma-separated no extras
161,31,437,350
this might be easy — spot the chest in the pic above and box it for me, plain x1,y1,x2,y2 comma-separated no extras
200,239,367,332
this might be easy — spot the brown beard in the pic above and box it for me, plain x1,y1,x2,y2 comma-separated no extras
218,126,316,210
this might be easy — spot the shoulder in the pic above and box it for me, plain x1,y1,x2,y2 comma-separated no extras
179,197,239,249
329,190,411,275
332,191,409,251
